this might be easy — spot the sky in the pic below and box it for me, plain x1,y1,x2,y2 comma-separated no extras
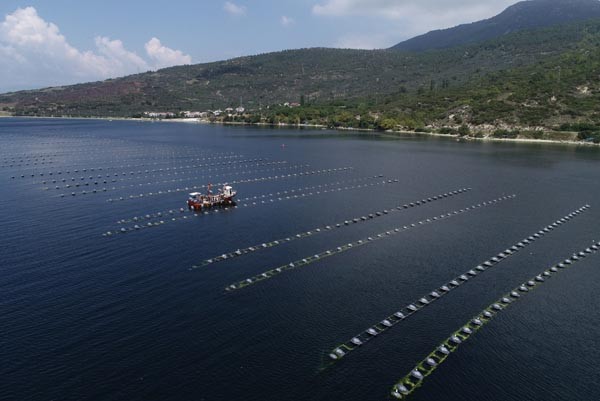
0,0,521,92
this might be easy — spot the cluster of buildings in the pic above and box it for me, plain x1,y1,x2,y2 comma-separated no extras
209,107,246,117
142,100,305,120
143,112,177,118
142,106,247,120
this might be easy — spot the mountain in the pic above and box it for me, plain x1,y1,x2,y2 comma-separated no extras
391,0,600,52
2,0,600,129
0,20,592,118
253,27,600,140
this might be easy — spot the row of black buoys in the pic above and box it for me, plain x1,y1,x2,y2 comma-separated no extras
236,171,368,202
81,158,278,181
237,179,398,207
4,161,55,169
16,157,268,180
389,239,599,400
39,161,290,185
9,149,238,169
105,177,399,235
46,153,242,169
50,163,314,193
196,188,472,268
14,153,243,177
327,205,590,361
2,158,55,168
2,149,243,170
226,195,517,293
41,149,227,158
105,167,356,203
59,162,310,187
1,152,59,160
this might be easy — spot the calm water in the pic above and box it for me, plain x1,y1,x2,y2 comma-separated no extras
1,118,599,401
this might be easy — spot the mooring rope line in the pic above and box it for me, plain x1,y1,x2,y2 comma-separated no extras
326,205,591,363
389,238,598,400
102,167,358,202
104,177,399,236
41,161,303,187
225,194,517,293
194,188,472,269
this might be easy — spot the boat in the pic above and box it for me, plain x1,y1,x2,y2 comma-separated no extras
187,184,237,211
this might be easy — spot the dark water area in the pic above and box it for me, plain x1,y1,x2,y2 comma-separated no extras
1,118,599,401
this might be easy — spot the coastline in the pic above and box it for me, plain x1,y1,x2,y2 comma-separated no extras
2,114,597,147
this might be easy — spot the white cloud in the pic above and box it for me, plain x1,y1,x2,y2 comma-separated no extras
95,36,149,72
280,16,295,27
145,37,192,69
0,7,192,92
224,2,246,16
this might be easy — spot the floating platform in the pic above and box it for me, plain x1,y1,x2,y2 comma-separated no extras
326,205,590,362
389,239,599,400
226,194,518,293
194,187,472,266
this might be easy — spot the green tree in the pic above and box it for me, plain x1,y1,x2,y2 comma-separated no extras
378,118,399,131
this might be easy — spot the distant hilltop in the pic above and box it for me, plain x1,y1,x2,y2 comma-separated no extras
391,0,600,51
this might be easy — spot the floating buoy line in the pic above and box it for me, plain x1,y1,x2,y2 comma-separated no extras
195,188,472,268
389,239,599,400
0,157,56,168
225,195,517,293
1,156,56,163
35,156,254,185
71,149,238,160
234,171,364,203
50,163,315,195
1,152,60,161
1,160,55,168
57,163,307,191
11,152,241,177
326,205,590,363
103,167,355,202
103,177,398,236
15,157,263,181
7,150,239,172
3,152,236,170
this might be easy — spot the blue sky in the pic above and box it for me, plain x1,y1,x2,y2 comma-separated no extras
0,0,519,92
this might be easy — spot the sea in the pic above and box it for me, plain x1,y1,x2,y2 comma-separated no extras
1,117,599,401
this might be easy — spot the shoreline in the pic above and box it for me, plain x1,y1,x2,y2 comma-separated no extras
2,114,597,147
